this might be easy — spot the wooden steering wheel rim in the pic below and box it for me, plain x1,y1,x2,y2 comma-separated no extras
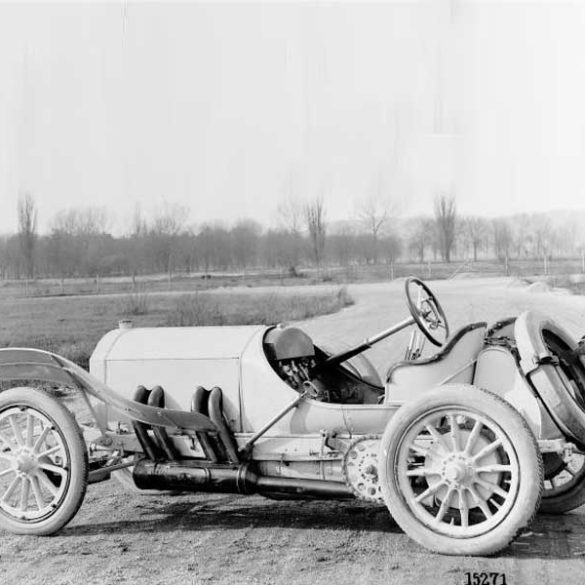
404,277,450,347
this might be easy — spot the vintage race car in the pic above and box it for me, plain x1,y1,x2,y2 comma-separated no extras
1,277,585,556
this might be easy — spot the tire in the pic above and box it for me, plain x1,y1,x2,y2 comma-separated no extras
515,311,585,447
379,384,543,556
540,450,585,514
0,387,88,535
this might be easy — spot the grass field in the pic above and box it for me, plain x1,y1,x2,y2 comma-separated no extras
1,255,584,371
0,286,353,369
3,256,585,300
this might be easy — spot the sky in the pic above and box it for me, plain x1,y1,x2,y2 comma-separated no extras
1,1,585,235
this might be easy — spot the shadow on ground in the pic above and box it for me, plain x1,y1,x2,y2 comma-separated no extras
61,490,585,561
62,495,401,537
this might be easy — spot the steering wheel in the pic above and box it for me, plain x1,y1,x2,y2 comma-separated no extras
405,277,449,347
311,277,450,375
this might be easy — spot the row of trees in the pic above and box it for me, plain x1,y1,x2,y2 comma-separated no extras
0,193,583,281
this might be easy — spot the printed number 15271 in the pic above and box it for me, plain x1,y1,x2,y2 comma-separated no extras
464,573,507,585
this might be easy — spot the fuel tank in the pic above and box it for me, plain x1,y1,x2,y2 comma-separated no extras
89,324,265,432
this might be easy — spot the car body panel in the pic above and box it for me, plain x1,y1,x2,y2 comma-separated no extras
240,328,395,435
90,325,264,432
474,345,557,439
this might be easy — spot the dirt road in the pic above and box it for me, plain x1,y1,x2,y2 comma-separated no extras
2,277,585,585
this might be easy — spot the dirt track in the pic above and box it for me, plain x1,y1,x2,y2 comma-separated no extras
3,277,585,585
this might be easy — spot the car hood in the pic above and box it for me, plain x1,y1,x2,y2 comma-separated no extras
90,325,267,364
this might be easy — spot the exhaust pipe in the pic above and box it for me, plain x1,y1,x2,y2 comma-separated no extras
208,386,240,464
191,386,220,463
132,386,162,461
133,459,353,499
148,386,181,460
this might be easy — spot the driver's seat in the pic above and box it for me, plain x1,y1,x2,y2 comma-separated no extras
384,322,487,403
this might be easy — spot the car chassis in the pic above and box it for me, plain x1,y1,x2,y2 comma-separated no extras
1,277,585,556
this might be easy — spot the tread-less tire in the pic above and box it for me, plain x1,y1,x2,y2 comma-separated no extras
515,311,585,448
0,387,88,535
379,385,543,556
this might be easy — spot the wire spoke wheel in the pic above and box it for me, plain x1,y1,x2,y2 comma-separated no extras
379,385,542,556
0,387,88,535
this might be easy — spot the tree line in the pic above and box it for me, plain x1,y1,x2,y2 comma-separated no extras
0,193,583,281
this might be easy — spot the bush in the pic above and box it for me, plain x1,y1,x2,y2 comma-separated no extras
336,286,354,308
122,290,150,316
166,293,225,326
164,287,354,327
54,341,95,370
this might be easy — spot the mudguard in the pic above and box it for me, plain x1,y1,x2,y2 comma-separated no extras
0,348,218,432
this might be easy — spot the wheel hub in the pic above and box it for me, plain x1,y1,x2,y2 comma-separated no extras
441,454,473,486
13,448,38,476
423,429,502,507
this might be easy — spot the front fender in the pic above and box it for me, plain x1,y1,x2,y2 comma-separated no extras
0,348,218,432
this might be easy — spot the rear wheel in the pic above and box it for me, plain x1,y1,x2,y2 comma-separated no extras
0,387,88,535
379,385,543,556
540,450,585,513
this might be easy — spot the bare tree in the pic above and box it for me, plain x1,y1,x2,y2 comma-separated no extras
277,195,304,274
409,217,435,263
492,218,513,265
196,223,231,272
52,206,109,237
231,219,262,268
150,202,188,283
357,186,393,264
17,192,37,279
433,194,457,263
130,203,147,238
533,216,553,260
329,224,355,267
462,216,488,262
555,220,577,257
127,204,147,286
49,206,110,278
379,234,402,265
512,213,534,258
304,196,327,269
277,195,303,235
0,236,7,279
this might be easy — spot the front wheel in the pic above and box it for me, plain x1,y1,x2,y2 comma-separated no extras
0,387,88,535
379,385,543,556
